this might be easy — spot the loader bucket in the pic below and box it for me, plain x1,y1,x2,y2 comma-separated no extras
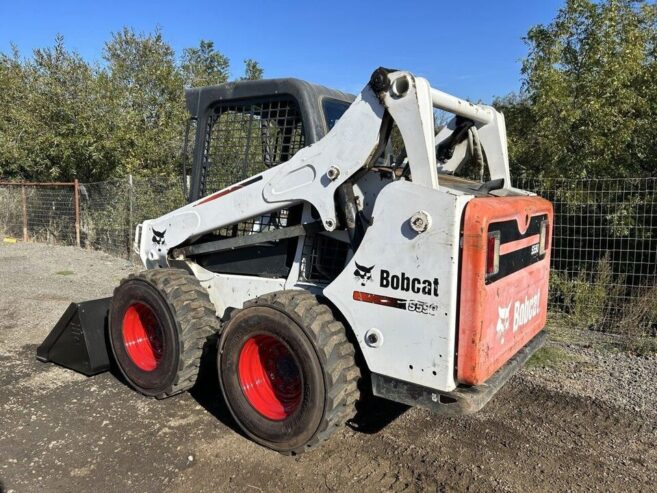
36,297,112,376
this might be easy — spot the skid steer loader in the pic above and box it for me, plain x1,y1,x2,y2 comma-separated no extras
38,67,553,454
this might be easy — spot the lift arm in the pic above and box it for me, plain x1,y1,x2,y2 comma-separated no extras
137,68,510,268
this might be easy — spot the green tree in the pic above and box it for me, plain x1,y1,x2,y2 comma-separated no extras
242,58,263,80
103,27,186,177
498,0,657,178
181,40,229,88
0,37,121,181
0,29,265,182
0,44,30,178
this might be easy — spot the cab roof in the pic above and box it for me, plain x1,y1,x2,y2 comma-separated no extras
185,78,355,144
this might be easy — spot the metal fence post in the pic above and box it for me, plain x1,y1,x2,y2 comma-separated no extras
21,184,28,242
74,179,81,247
128,174,134,259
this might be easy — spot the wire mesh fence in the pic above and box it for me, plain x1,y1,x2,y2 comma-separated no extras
79,177,185,257
515,177,657,337
0,177,185,258
0,182,78,245
1,176,656,336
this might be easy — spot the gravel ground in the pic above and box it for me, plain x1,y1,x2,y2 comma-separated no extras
1,242,656,492
523,338,657,419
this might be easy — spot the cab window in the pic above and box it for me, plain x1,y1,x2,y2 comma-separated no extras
322,98,351,131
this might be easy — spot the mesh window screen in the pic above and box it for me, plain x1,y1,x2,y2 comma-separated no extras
201,98,305,197
197,96,349,281
199,97,305,239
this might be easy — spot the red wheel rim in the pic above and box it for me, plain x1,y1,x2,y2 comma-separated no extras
122,302,164,372
238,335,302,421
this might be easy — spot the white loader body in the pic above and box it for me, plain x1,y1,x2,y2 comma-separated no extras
135,68,550,405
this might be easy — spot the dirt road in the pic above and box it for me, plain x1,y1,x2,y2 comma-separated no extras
1,243,655,492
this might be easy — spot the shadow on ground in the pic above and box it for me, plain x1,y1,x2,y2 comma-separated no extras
106,331,410,441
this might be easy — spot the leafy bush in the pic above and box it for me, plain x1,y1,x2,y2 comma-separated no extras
616,285,657,354
549,254,622,330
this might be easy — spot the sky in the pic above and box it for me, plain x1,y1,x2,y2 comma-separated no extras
0,0,564,103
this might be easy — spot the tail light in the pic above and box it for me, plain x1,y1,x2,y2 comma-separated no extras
486,231,500,276
539,220,549,256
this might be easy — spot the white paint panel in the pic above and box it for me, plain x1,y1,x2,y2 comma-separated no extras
186,263,286,319
324,181,471,391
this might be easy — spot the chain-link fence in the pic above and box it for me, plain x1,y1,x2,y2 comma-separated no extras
1,176,656,337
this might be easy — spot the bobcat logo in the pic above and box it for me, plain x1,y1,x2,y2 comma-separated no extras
496,303,512,343
353,262,375,286
152,228,166,245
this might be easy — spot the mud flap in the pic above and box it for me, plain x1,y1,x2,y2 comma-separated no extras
36,297,112,376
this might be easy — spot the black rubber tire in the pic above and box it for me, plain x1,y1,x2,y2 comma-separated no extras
109,268,218,399
218,290,361,454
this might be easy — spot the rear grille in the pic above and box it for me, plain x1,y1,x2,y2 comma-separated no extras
301,233,349,283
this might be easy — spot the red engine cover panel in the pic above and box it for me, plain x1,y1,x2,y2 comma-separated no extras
457,196,553,385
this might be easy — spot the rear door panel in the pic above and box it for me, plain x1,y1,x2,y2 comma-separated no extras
458,196,553,385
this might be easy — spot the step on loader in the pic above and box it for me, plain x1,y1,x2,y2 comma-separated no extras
38,67,553,454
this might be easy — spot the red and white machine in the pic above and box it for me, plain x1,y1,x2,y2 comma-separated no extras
39,67,552,454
